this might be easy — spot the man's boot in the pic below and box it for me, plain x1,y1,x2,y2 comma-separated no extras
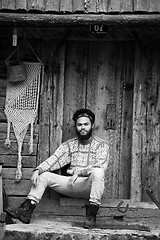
83,203,99,229
5,199,36,224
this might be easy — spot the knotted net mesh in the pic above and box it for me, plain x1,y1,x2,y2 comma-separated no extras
5,62,42,182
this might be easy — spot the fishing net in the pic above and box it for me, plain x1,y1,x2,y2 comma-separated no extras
4,62,42,182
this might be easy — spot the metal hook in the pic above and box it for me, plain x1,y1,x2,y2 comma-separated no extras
117,201,129,213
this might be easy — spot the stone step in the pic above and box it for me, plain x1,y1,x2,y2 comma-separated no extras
3,215,160,240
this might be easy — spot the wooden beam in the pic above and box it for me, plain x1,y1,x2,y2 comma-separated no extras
0,164,3,214
0,13,160,26
130,43,148,202
59,197,158,210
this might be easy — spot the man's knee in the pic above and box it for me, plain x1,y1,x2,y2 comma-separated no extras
38,172,53,185
91,168,105,179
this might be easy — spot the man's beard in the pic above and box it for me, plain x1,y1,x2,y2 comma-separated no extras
76,128,93,141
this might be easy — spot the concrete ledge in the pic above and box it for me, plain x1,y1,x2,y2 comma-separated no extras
3,216,160,240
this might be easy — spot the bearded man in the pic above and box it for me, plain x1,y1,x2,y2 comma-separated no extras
5,108,109,228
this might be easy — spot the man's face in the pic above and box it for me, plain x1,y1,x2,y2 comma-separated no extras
76,116,93,141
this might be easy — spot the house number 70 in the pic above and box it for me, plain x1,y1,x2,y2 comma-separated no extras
90,24,108,34
94,25,103,32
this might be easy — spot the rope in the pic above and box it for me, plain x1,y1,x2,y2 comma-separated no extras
15,141,23,182
4,121,11,149
29,122,34,154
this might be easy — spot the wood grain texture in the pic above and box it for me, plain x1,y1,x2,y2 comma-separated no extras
0,123,39,144
0,0,160,12
86,41,116,198
108,0,120,12
27,0,45,11
4,179,32,195
130,43,148,202
141,41,160,202
117,42,134,199
0,155,36,168
97,0,108,12
120,0,133,12
0,78,7,97
49,44,65,155
62,41,88,141
134,0,150,12
37,40,51,165
2,167,33,180
60,0,72,12
59,197,158,209
149,0,160,12
1,0,15,10
45,0,59,12
0,165,2,214
85,0,96,13
72,0,84,12
16,0,27,9
1,13,160,26
0,140,37,155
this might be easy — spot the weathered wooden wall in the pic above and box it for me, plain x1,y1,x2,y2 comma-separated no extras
0,0,160,13
63,40,134,199
131,40,160,202
0,39,40,207
0,30,160,213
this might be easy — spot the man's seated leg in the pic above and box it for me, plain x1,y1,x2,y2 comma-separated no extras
84,168,105,229
5,172,90,224
5,171,54,224
5,169,104,227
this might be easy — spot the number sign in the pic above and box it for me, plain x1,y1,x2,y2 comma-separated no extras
90,25,108,34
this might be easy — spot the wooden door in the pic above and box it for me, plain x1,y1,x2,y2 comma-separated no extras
63,40,134,199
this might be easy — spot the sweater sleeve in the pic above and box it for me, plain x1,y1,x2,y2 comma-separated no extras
36,142,71,174
94,142,109,171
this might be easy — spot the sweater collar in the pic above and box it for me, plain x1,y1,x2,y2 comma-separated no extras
77,135,94,145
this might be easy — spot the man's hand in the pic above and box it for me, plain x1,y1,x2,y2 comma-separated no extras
68,173,78,188
31,170,40,187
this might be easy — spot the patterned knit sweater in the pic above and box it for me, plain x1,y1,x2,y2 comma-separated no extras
37,135,109,176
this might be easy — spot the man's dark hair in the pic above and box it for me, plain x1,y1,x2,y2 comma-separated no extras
72,108,95,124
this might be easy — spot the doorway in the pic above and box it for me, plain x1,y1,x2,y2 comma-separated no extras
62,40,134,199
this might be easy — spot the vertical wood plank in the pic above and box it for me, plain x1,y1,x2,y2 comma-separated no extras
16,0,27,9
86,41,113,142
27,0,45,11
111,44,123,199
86,41,113,198
134,0,150,12
109,42,131,199
118,42,134,199
50,44,65,155
45,0,59,12
72,0,84,12
108,0,120,12
49,64,61,154
0,165,2,214
63,41,88,141
149,0,160,12
84,0,96,13
2,0,15,9
60,0,72,13
120,0,133,12
131,43,148,202
37,40,51,165
96,0,108,12
86,41,131,199
141,41,160,202
49,42,66,200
